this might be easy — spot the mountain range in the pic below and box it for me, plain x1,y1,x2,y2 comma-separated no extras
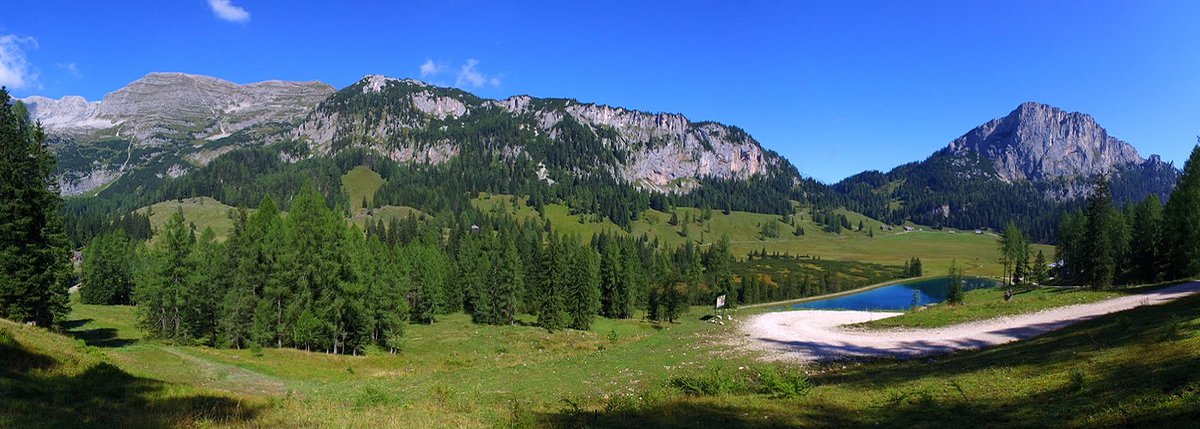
22,73,1180,238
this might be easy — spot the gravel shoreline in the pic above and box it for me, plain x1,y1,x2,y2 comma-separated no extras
741,281,1200,362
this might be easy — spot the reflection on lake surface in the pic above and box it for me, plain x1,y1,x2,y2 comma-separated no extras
790,277,999,311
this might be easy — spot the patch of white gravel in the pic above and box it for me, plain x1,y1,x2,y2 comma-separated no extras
741,281,1200,362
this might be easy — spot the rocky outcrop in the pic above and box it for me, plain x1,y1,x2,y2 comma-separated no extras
295,75,779,191
30,72,784,196
942,102,1143,183
23,73,334,194
28,73,334,145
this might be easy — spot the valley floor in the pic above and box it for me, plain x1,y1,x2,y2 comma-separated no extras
5,282,1200,428
742,281,1200,362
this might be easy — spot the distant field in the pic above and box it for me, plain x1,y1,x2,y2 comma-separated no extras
343,165,384,213
136,196,240,241
471,192,1050,277
132,169,1051,278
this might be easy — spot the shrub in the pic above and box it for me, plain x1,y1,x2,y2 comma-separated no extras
757,366,811,399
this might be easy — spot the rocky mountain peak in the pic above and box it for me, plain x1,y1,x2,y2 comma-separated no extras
942,102,1143,183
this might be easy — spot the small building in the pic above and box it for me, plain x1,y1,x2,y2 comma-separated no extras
903,226,915,232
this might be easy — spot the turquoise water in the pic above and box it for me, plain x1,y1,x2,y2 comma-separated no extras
790,277,999,311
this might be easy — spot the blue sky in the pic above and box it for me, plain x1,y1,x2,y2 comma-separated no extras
3,1,1198,182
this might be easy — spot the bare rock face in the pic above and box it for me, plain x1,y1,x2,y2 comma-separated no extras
295,75,779,191
23,73,334,194
943,102,1143,183
31,72,786,196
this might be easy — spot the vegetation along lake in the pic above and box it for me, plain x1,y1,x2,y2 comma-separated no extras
790,277,1000,311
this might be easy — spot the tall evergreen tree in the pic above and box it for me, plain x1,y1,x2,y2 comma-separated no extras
566,240,601,330
1083,177,1117,289
81,230,136,305
490,238,523,325
187,227,225,343
1130,194,1164,283
135,209,195,340
946,260,965,305
1164,144,1200,279
0,90,71,327
537,235,569,330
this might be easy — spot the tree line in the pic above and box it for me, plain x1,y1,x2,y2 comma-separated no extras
1055,144,1200,289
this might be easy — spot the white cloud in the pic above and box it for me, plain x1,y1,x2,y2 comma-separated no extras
208,0,251,23
455,59,500,88
58,62,81,78
0,34,38,90
419,59,446,78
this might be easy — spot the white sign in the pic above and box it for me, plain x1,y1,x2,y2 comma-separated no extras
715,294,726,309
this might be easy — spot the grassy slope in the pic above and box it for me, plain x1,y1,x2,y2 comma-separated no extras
133,168,1048,279
0,316,263,429
137,196,240,241
9,283,1197,428
472,193,1051,278
343,165,384,212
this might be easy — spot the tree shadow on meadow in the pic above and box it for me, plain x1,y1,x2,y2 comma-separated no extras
61,318,138,348
1,329,261,429
535,293,1200,428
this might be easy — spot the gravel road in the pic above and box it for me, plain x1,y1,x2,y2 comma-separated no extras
742,281,1200,362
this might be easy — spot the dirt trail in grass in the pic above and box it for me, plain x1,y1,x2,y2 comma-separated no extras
160,347,288,395
742,281,1200,362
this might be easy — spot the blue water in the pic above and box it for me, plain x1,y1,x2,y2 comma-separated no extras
790,277,999,311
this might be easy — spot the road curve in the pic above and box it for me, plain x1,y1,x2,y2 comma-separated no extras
742,281,1200,362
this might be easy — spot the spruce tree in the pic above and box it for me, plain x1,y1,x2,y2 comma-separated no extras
1083,177,1117,289
537,235,568,330
1164,144,1200,279
566,242,601,330
491,239,522,325
1130,194,1164,283
0,90,71,327
1032,250,1049,286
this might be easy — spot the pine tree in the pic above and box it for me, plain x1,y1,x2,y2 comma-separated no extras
1083,177,1117,289
135,209,195,340
566,241,601,330
1130,194,1164,283
946,260,965,305
1032,250,1049,286
81,230,135,305
249,196,290,348
491,238,523,325
406,243,447,324
0,90,71,327
1164,144,1200,279
537,235,568,330
187,227,225,343
219,208,258,349
998,221,1026,288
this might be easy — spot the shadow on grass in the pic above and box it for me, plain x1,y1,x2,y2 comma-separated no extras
1,331,260,429
536,292,1200,428
63,317,138,348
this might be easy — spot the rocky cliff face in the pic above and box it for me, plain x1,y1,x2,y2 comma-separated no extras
295,75,778,192
941,102,1144,183
23,73,334,194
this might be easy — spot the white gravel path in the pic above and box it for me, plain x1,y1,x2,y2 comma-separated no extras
742,281,1200,362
